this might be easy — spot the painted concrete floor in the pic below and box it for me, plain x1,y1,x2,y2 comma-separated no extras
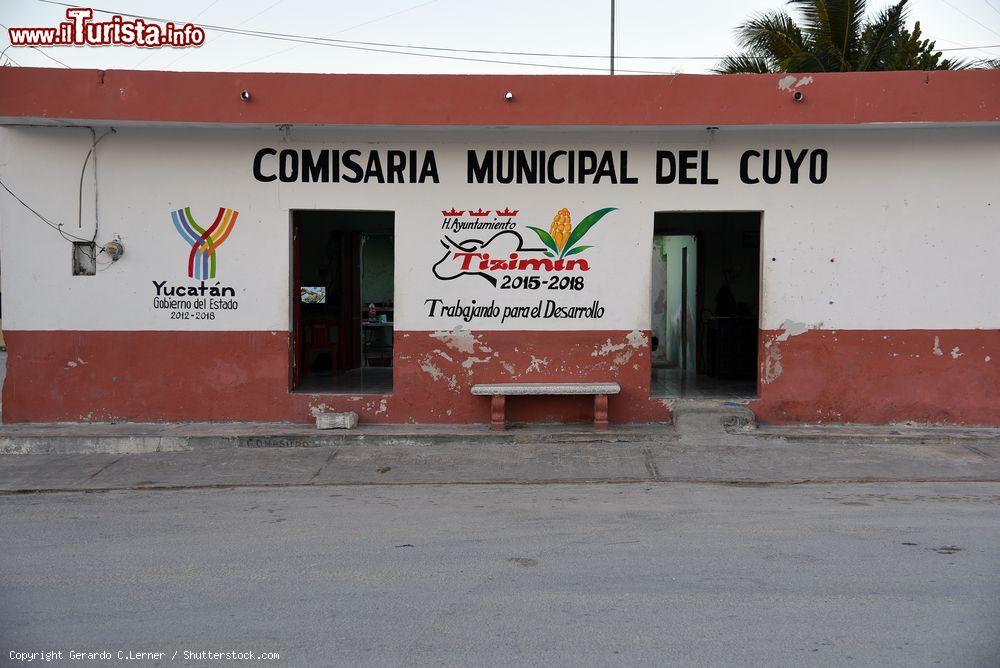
650,367,756,399
295,366,393,394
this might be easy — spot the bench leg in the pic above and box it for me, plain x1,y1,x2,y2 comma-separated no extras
594,394,609,430
490,395,506,431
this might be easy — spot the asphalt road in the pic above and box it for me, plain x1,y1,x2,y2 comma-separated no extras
2,482,999,667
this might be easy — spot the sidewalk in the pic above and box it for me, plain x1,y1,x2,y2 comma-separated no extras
0,422,681,455
1,420,999,493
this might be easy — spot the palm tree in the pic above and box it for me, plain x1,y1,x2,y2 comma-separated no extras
714,0,962,73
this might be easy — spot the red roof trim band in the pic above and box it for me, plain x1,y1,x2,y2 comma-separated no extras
1,68,999,127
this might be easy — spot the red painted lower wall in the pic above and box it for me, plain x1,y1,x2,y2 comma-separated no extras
751,328,1000,425
5,328,997,425
1,329,670,424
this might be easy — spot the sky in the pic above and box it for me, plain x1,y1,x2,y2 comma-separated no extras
2,0,999,74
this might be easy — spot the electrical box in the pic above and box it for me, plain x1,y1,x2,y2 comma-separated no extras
72,241,97,276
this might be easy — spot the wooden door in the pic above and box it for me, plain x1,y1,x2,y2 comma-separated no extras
290,219,303,388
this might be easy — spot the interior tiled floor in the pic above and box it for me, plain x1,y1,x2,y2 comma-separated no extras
650,368,757,399
295,367,393,394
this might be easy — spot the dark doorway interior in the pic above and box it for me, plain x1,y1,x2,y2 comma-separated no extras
292,210,394,394
650,212,761,399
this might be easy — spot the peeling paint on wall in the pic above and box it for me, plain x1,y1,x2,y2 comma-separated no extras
418,357,445,381
611,351,634,370
65,357,88,369
525,356,549,374
752,328,1000,425
2,330,667,425
762,341,783,384
778,75,814,91
592,339,628,357
430,326,477,354
432,349,454,363
626,330,647,349
776,319,815,342
461,356,491,372
308,403,331,418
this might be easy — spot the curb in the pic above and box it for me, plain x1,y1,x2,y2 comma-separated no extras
5,477,1000,497
0,425,675,455
2,421,1000,455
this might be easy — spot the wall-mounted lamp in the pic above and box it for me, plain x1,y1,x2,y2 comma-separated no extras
504,91,514,101
105,239,125,261
240,89,251,102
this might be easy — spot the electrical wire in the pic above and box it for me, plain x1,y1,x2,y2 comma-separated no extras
0,44,21,66
35,1,725,61
132,0,228,67
0,126,116,262
222,32,679,74
31,2,679,74
78,128,113,229
939,0,1000,41
938,42,1000,50
932,37,1000,62
0,21,70,67
25,0,1000,69
223,0,440,72
0,176,105,249
159,0,291,70
83,128,115,250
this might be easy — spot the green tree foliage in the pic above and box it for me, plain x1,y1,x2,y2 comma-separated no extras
715,0,963,73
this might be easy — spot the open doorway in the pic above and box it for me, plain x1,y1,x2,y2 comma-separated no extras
291,210,394,394
650,212,760,399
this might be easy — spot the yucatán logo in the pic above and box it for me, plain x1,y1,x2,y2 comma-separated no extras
154,206,240,315
433,206,615,287
170,206,239,279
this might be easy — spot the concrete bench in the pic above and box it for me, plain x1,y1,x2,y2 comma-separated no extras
471,382,621,431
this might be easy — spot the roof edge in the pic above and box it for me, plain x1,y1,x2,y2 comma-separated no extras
1,67,998,127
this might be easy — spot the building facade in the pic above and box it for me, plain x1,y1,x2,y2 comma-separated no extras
0,68,997,425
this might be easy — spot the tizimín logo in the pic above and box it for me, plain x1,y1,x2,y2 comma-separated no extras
433,206,615,286
170,206,239,279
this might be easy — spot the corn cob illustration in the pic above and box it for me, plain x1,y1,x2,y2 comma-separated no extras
549,208,572,252
527,207,616,259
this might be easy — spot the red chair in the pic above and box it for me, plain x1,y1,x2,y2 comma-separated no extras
304,321,338,374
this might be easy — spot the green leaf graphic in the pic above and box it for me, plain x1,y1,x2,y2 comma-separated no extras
563,245,593,256
560,207,616,257
527,226,560,255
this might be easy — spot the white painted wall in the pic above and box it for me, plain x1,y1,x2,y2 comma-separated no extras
1,125,998,333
